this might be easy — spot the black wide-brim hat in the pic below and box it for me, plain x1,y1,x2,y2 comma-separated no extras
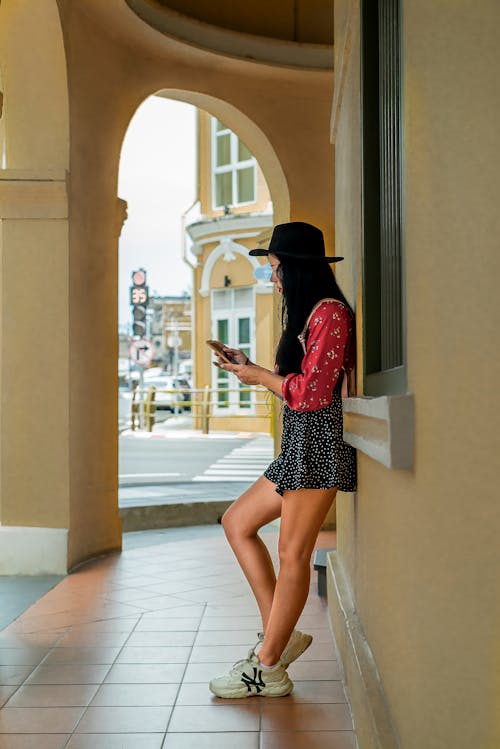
249,221,343,262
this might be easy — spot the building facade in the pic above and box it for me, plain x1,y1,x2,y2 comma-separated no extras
186,111,274,432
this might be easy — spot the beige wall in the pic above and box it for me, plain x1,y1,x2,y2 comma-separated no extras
332,1,500,747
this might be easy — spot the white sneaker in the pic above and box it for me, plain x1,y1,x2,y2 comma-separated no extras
209,649,293,699
256,629,313,668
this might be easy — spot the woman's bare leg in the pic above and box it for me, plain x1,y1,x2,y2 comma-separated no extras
257,486,337,666
221,475,283,630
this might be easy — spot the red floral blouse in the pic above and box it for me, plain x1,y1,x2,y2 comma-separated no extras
282,299,354,412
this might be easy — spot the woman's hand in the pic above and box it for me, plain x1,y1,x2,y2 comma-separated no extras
214,359,285,397
215,361,263,385
220,346,250,366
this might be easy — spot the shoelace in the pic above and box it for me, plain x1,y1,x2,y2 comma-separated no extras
229,647,257,675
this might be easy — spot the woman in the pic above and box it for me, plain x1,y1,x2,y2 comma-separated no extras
209,221,357,699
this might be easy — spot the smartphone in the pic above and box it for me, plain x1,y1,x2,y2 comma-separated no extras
206,340,235,364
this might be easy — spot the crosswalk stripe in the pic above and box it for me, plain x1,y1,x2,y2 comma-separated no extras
192,436,273,483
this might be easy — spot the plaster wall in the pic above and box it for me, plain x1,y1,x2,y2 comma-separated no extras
332,1,500,747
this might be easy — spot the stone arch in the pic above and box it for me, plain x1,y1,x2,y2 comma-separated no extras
119,89,290,225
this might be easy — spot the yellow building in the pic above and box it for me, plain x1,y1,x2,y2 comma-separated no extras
0,2,499,747
186,111,274,432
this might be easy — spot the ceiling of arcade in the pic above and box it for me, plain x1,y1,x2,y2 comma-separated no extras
151,0,334,44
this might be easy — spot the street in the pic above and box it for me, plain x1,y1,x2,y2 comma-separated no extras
118,420,274,507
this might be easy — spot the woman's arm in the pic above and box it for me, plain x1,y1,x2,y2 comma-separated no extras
282,301,353,411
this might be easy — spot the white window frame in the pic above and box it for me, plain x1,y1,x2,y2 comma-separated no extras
211,287,256,415
211,118,257,210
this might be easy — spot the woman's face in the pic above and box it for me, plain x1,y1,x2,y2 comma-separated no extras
269,254,282,294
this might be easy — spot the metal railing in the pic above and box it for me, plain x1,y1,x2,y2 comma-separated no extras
130,385,274,436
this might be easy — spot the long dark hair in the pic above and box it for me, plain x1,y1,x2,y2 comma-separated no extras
275,254,354,376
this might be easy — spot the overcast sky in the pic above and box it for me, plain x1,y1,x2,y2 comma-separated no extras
118,96,197,330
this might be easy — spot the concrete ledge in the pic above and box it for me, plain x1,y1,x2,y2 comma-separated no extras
120,500,233,532
0,527,68,575
343,394,414,469
327,550,400,749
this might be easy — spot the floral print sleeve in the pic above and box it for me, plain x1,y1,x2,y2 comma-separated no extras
282,300,353,411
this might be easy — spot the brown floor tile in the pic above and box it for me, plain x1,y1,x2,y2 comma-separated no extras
105,587,164,603
135,581,209,595
75,705,171,733
42,647,121,665
0,631,67,649
5,684,99,708
0,736,70,749
198,616,262,631
55,631,130,648
168,704,259,732
134,617,200,632
298,640,337,661
90,682,178,706
126,631,196,647
26,663,111,685
0,684,16,706
288,659,342,681
116,646,191,664
301,628,339,643
295,614,330,630
65,734,163,749
195,629,257,649
182,661,233,683
0,706,85,733
62,619,139,634
176,681,252,706
140,605,205,619
260,731,356,749
194,630,259,646
189,644,251,663
261,703,353,732
0,649,49,666
0,665,34,686
266,680,346,704
104,663,184,683
203,604,260,617
128,595,197,612
162,733,259,749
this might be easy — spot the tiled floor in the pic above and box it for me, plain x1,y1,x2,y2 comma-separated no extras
0,525,357,749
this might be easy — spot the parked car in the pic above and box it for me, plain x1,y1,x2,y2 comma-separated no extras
145,376,190,412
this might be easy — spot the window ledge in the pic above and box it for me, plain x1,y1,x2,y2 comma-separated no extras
343,394,414,470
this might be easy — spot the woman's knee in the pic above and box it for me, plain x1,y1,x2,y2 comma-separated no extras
278,540,312,569
221,506,252,541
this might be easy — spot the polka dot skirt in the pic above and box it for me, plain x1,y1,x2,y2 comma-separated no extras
264,384,357,496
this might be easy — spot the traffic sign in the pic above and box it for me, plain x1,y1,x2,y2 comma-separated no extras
129,339,154,367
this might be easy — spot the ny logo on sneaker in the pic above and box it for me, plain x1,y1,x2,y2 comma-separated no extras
241,667,265,694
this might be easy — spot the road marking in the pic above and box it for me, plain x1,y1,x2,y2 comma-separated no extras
192,436,273,483
119,472,182,479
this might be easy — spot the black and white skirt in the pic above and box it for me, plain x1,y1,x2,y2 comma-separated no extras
264,386,357,496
